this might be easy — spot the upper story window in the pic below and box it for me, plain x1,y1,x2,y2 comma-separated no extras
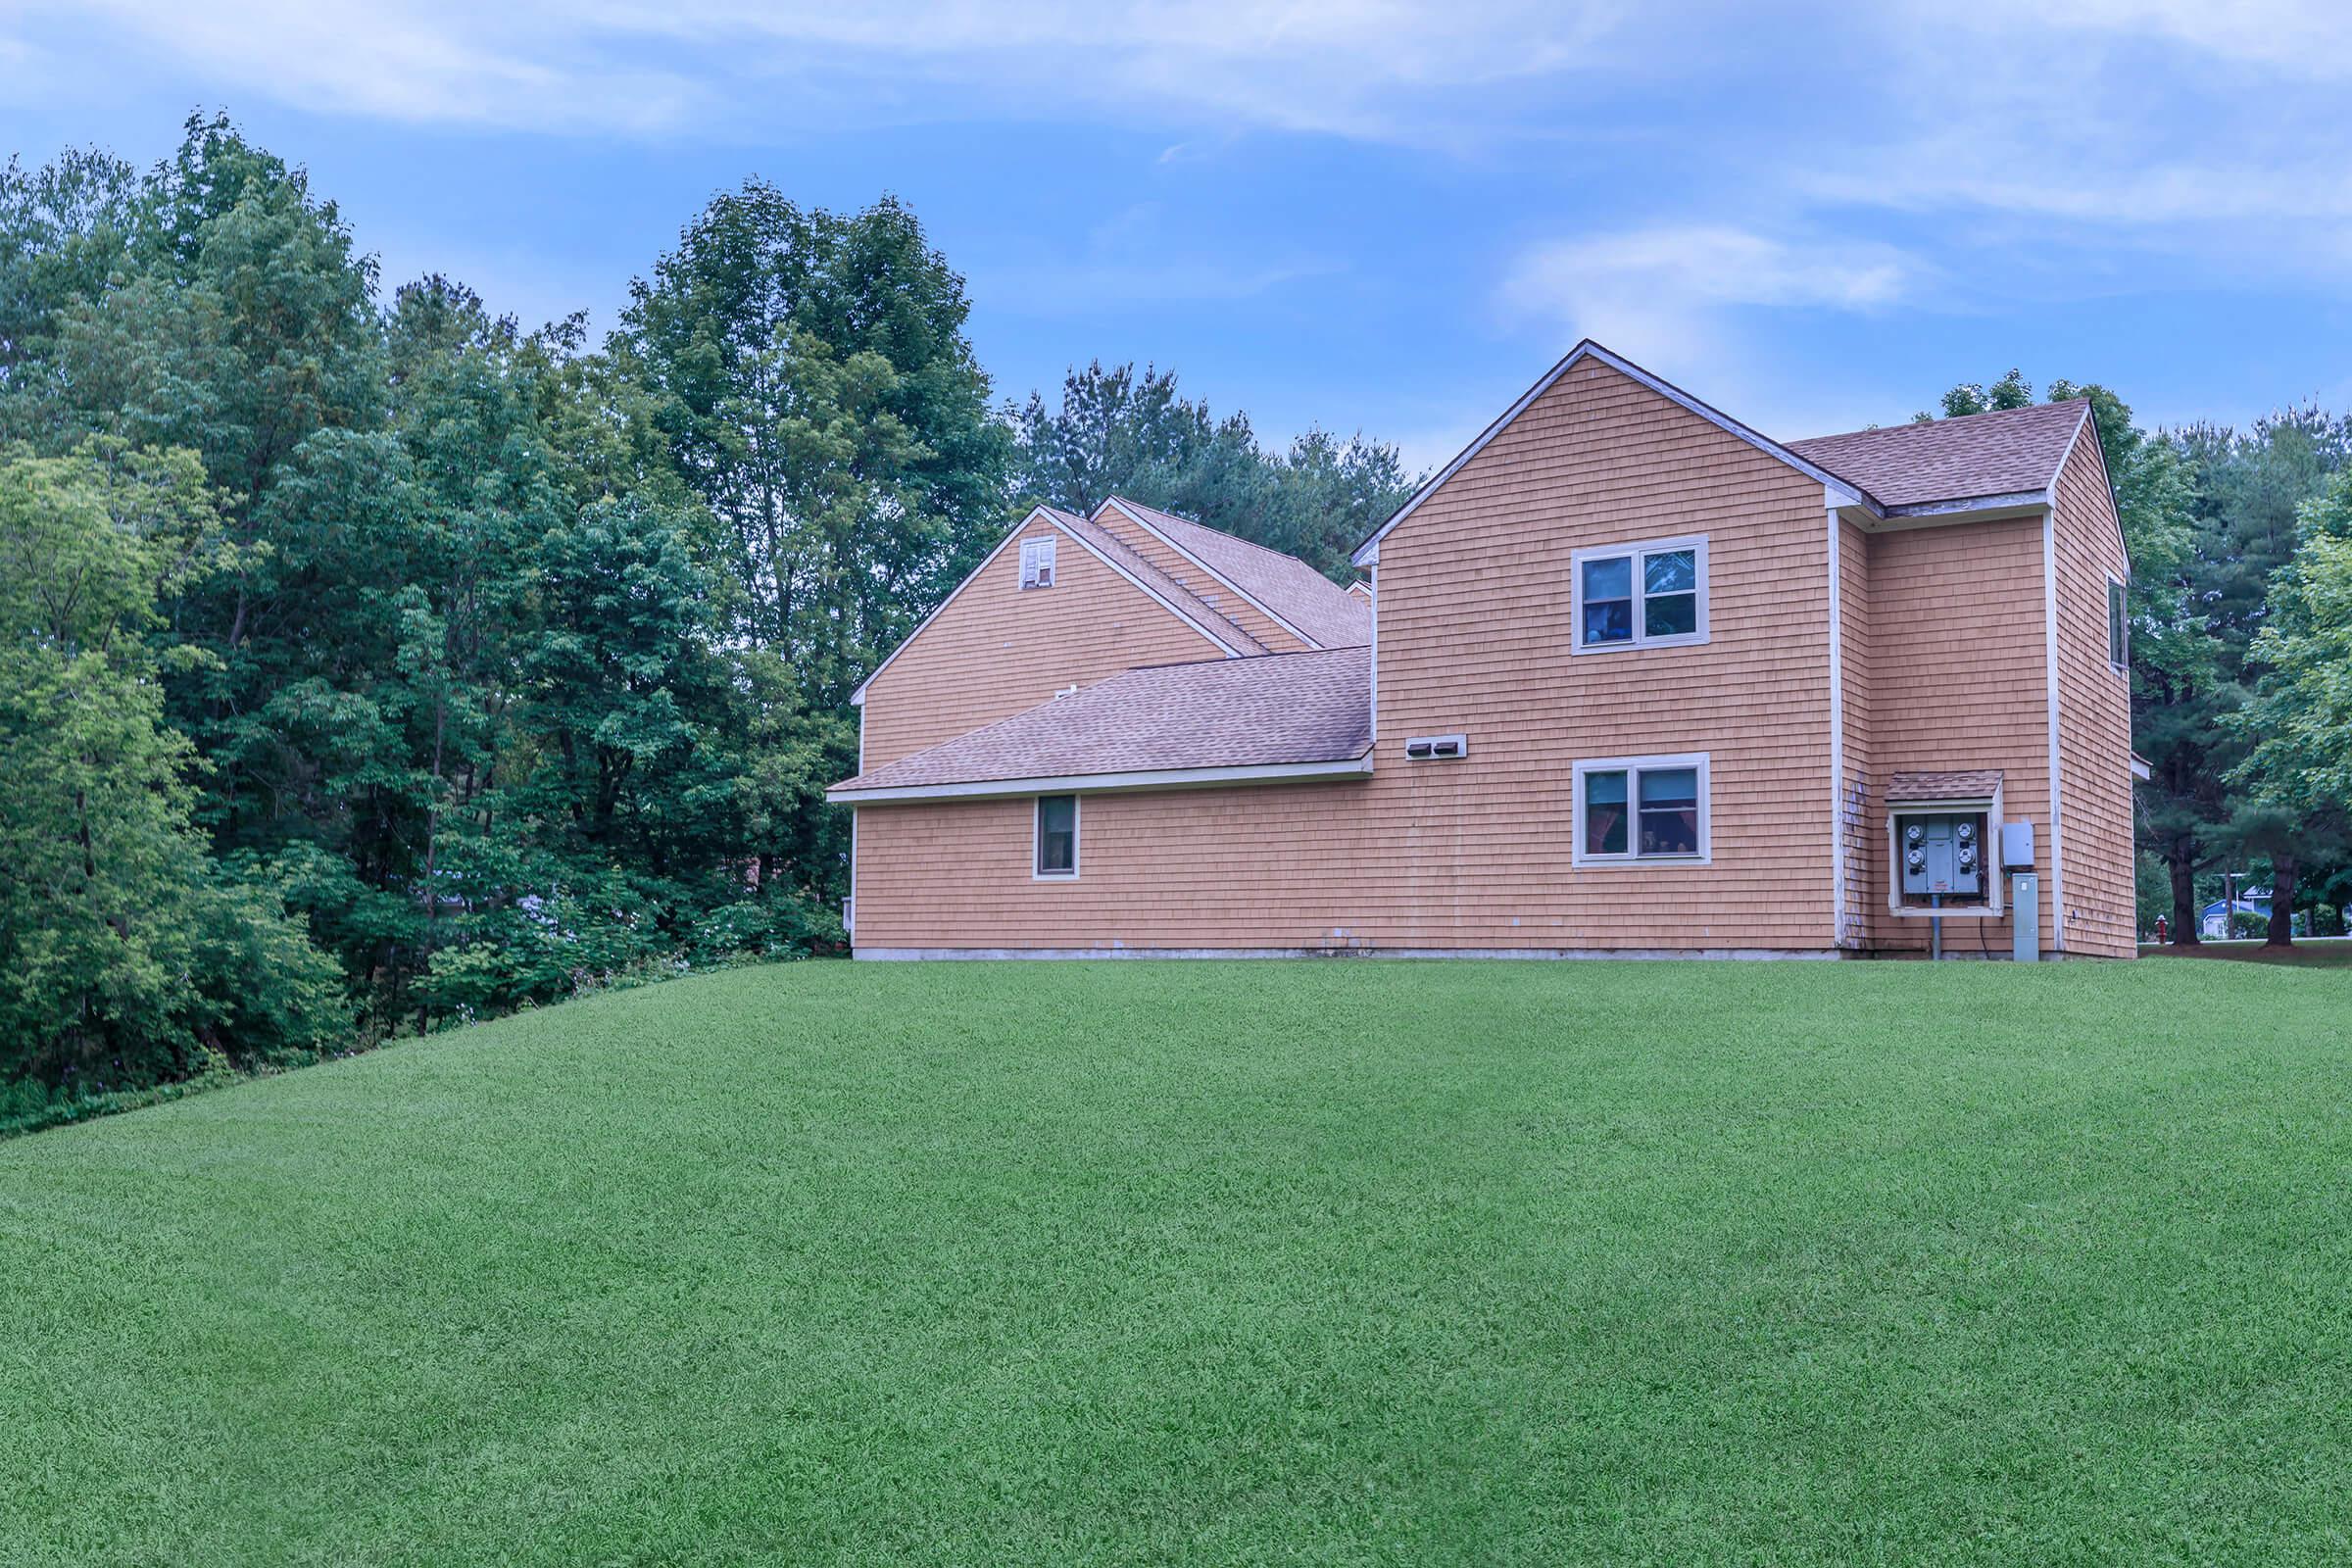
1571,536,1708,652
2106,576,2128,669
1019,537,1057,590
1572,754,1711,865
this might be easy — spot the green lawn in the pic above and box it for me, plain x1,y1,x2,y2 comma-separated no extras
2141,939,2352,967
4,959,2349,1566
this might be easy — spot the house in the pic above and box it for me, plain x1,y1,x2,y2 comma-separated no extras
2198,894,2274,940
828,343,2136,959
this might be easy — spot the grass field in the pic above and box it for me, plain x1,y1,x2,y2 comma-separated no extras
5,957,2349,1566
2140,938,2352,967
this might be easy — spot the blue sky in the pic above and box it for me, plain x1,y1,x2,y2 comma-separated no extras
7,1,2352,470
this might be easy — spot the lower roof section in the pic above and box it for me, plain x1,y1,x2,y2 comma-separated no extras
829,645,1372,804
830,753,1372,804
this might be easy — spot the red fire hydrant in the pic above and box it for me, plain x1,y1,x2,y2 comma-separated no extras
2155,914,2169,945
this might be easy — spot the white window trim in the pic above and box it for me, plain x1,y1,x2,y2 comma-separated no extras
1569,535,1710,654
1032,793,1079,880
2105,572,2129,672
1571,753,1712,866
1019,536,1057,590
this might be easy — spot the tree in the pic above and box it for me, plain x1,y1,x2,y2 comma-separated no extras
7,112,1441,1090
2229,473,2352,943
1010,360,1414,579
2155,410,2351,939
615,182,1009,687
1920,368,2034,419
0,440,345,1089
0,146,139,403
1924,370,2226,942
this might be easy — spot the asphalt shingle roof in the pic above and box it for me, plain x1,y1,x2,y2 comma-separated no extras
1107,498,1372,649
833,647,1372,794
1788,400,2090,510
1886,769,2004,804
1044,507,1270,656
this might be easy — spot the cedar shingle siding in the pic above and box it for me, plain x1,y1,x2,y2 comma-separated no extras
858,512,1229,769
841,348,2138,959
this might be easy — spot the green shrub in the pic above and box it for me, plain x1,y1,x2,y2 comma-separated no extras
689,893,841,964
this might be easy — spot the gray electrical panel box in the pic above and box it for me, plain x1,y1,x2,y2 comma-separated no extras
2012,874,2039,961
1898,813,1984,899
2000,819,2034,871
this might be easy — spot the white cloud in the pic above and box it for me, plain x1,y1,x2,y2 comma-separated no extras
1498,225,1923,362
1816,0,2352,246
33,0,1633,141
24,0,696,131
1967,0,2352,80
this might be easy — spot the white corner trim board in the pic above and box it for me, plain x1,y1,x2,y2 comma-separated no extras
1826,499,1846,947
2042,507,2068,953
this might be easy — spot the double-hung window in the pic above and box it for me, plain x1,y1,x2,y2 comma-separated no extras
2106,576,2128,669
1573,755,1710,865
1019,537,1057,590
1571,536,1708,651
1034,794,1078,878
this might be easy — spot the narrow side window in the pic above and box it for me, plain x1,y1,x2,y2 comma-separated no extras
1035,794,1078,878
1583,769,1629,856
1020,537,1057,590
1580,556,1634,646
2107,577,2128,668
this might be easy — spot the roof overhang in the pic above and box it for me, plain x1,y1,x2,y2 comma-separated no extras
1351,340,1882,567
828,750,1375,805
1846,489,2053,533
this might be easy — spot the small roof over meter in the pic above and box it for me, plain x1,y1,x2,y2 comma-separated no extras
1887,769,2003,804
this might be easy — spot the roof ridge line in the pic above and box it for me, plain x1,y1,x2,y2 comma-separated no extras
1095,496,1335,650
1792,396,2091,447
1113,496,1326,571
1048,509,1270,657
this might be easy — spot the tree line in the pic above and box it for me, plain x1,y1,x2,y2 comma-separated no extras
1923,370,2352,944
5,115,2348,1128
0,115,1414,1127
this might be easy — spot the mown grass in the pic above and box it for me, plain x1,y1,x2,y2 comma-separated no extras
4,958,2348,1566
2141,939,2352,967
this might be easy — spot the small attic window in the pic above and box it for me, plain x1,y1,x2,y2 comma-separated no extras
1019,538,1056,590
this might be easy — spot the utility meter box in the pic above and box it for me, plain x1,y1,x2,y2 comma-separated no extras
1897,813,1984,898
